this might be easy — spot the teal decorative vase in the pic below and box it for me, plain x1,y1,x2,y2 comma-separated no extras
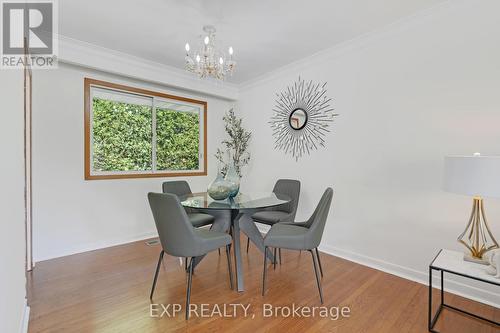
225,162,240,198
208,168,231,200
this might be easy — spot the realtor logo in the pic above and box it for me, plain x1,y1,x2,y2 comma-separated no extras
1,0,58,69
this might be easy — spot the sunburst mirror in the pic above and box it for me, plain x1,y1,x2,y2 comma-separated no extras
269,77,338,160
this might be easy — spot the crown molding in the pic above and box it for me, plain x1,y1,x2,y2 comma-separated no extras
238,0,462,90
56,0,467,98
57,35,239,101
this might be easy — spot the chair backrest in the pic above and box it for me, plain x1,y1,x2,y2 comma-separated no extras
162,180,194,213
272,179,301,219
148,192,196,257
162,180,192,197
304,188,333,249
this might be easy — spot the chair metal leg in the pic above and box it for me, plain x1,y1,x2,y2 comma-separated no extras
262,246,268,296
185,257,196,274
218,248,221,256
315,248,323,277
273,248,277,270
184,257,188,271
225,245,234,290
279,248,282,265
309,250,324,303
186,257,194,320
150,250,164,299
246,237,250,253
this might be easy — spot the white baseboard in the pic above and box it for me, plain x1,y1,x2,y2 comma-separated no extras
34,223,499,308
34,231,158,263
257,224,498,307
20,299,30,333
319,244,500,308
256,224,270,234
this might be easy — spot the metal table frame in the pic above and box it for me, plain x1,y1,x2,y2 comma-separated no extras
230,209,245,292
182,193,290,293
428,249,500,332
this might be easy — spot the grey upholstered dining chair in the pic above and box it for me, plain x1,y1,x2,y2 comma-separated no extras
246,179,301,255
163,181,220,262
163,181,215,228
148,192,233,320
262,187,333,303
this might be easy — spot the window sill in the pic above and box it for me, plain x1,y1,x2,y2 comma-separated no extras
84,170,207,180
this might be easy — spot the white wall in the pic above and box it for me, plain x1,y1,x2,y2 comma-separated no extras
30,0,500,307
58,36,239,101
238,0,500,305
32,63,234,261
0,71,28,332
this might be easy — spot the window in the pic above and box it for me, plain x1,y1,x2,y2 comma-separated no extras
84,78,207,180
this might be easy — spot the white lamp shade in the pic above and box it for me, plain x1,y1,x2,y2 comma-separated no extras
444,155,500,198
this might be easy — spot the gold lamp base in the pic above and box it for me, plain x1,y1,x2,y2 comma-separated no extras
462,253,489,265
458,197,499,264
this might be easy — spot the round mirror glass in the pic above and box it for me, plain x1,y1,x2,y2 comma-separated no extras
289,108,308,130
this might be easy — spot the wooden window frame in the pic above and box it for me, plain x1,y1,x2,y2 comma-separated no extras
84,78,207,180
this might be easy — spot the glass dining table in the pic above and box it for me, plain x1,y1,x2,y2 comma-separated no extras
180,191,291,292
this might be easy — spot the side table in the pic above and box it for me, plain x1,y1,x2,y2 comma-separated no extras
429,249,500,332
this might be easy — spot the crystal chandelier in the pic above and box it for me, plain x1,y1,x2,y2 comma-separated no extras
184,25,236,80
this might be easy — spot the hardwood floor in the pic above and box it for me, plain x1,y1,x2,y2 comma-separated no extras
28,238,499,333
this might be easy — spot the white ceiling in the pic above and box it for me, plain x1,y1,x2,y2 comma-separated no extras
59,0,445,84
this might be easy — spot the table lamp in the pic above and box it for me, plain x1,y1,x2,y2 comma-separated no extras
443,153,500,264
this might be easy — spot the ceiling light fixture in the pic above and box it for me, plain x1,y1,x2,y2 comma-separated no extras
184,25,236,80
